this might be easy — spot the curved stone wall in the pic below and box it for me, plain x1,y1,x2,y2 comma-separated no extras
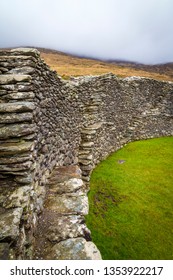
0,48,172,259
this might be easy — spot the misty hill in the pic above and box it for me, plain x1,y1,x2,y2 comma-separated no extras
38,48,173,82
1,47,173,82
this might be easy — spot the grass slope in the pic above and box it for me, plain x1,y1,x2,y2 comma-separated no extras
39,48,173,82
86,137,173,260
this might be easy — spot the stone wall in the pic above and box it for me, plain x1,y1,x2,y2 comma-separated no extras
0,48,172,259
77,74,173,180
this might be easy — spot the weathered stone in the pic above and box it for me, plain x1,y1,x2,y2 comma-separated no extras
48,178,84,194
1,91,35,100
46,238,102,260
0,141,33,155
86,105,98,111
0,83,32,92
80,142,94,148
82,176,90,182
0,156,31,164
0,124,35,139
0,112,33,123
0,67,8,72
15,174,33,184
46,215,90,242
84,122,102,130
37,213,90,242
0,208,23,240
34,165,94,259
23,133,36,140
3,186,30,208
78,150,91,155
11,48,40,57
81,129,96,135
8,67,35,75
78,159,92,165
0,74,31,85
45,194,88,215
0,161,32,172
78,154,93,160
0,102,34,113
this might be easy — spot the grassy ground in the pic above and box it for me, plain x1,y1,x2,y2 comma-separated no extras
86,137,173,259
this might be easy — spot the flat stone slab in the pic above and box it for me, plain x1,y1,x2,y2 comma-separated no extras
0,74,31,84
0,141,33,155
3,186,30,208
46,215,91,242
0,102,35,113
35,211,91,245
0,112,33,124
50,178,84,194
87,122,102,130
11,48,40,56
80,142,94,148
48,165,82,184
0,208,23,240
45,194,88,215
0,123,35,139
46,238,102,260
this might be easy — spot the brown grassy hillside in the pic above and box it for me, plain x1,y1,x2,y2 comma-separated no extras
39,48,173,82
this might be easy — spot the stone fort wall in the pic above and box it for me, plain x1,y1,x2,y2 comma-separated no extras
0,48,172,259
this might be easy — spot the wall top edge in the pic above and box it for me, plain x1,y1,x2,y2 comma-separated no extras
0,48,40,58
0,48,173,85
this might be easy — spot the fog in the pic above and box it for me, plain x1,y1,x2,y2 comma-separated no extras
0,0,173,64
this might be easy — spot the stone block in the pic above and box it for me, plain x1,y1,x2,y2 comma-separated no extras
8,67,35,75
0,208,23,240
45,194,88,215
0,124,35,139
46,238,102,260
0,102,35,113
48,178,84,194
3,186,31,208
0,74,31,85
78,159,92,165
11,48,40,57
0,112,33,124
2,92,35,100
0,161,32,172
80,142,94,148
0,141,33,155
45,215,91,242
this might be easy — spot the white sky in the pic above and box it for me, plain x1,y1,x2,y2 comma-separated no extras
0,0,173,64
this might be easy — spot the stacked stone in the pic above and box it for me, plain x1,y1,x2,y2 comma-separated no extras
0,50,37,259
0,48,173,260
79,123,102,182
34,165,101,260
72,76,103,182
79,75,173,171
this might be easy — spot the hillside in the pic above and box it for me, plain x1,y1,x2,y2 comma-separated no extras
39,48,173,82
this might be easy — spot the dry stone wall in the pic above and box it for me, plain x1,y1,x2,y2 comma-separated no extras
77,74,173,180
0,48,172,259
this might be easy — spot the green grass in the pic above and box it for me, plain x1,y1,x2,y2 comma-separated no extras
86,137,173,259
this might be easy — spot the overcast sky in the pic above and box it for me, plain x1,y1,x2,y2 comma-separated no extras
0,0,173,64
